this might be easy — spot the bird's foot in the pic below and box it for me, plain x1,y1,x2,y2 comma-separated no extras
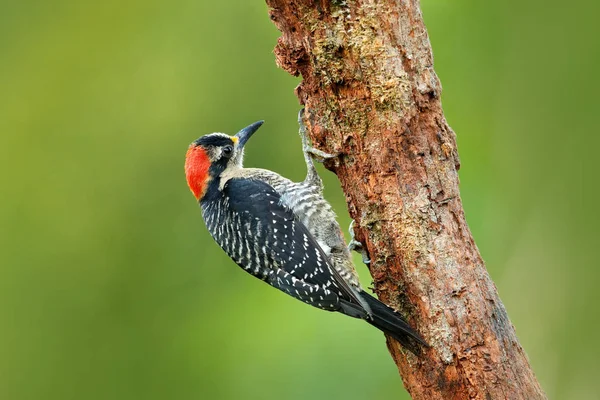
305,146,338,163
348,220,371,265
298,108,339,163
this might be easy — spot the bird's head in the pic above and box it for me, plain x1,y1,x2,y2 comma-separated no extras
185,120,264,200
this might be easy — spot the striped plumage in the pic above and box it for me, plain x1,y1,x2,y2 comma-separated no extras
185,117,427,355
202,177,352,311
232,167,361,289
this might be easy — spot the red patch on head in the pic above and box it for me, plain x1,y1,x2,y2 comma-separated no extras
185,145,211,200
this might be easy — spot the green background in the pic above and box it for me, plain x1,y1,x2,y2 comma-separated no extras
1,1,598,399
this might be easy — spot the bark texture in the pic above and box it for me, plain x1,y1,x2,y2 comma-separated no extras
266,1,546,399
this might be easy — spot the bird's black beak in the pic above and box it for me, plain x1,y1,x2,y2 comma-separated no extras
234,120,264,148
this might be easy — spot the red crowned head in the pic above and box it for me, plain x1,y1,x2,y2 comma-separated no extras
185,121,264,200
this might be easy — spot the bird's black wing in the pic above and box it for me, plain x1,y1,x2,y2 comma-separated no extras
205,177,364,312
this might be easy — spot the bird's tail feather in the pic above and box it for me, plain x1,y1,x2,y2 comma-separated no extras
360,292,428,356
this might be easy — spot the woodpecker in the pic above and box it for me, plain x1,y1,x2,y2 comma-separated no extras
185,113,427,355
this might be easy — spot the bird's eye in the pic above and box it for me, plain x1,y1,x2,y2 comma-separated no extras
222,145,234,158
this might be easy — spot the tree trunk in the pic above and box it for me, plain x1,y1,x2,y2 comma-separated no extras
265,1,546,399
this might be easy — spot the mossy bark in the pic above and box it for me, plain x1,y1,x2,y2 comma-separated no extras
266,1,546,399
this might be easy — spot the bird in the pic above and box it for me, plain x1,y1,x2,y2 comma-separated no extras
184,112,427,355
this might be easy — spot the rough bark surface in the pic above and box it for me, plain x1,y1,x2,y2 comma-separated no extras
265,1,546,399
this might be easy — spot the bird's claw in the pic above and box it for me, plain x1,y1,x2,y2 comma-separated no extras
298,108,339,163
305,146,338,163
348,220,371,265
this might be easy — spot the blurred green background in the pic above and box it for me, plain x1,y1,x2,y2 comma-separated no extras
1,0,598,399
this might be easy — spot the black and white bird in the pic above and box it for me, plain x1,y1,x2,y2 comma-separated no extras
184,112,427,355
